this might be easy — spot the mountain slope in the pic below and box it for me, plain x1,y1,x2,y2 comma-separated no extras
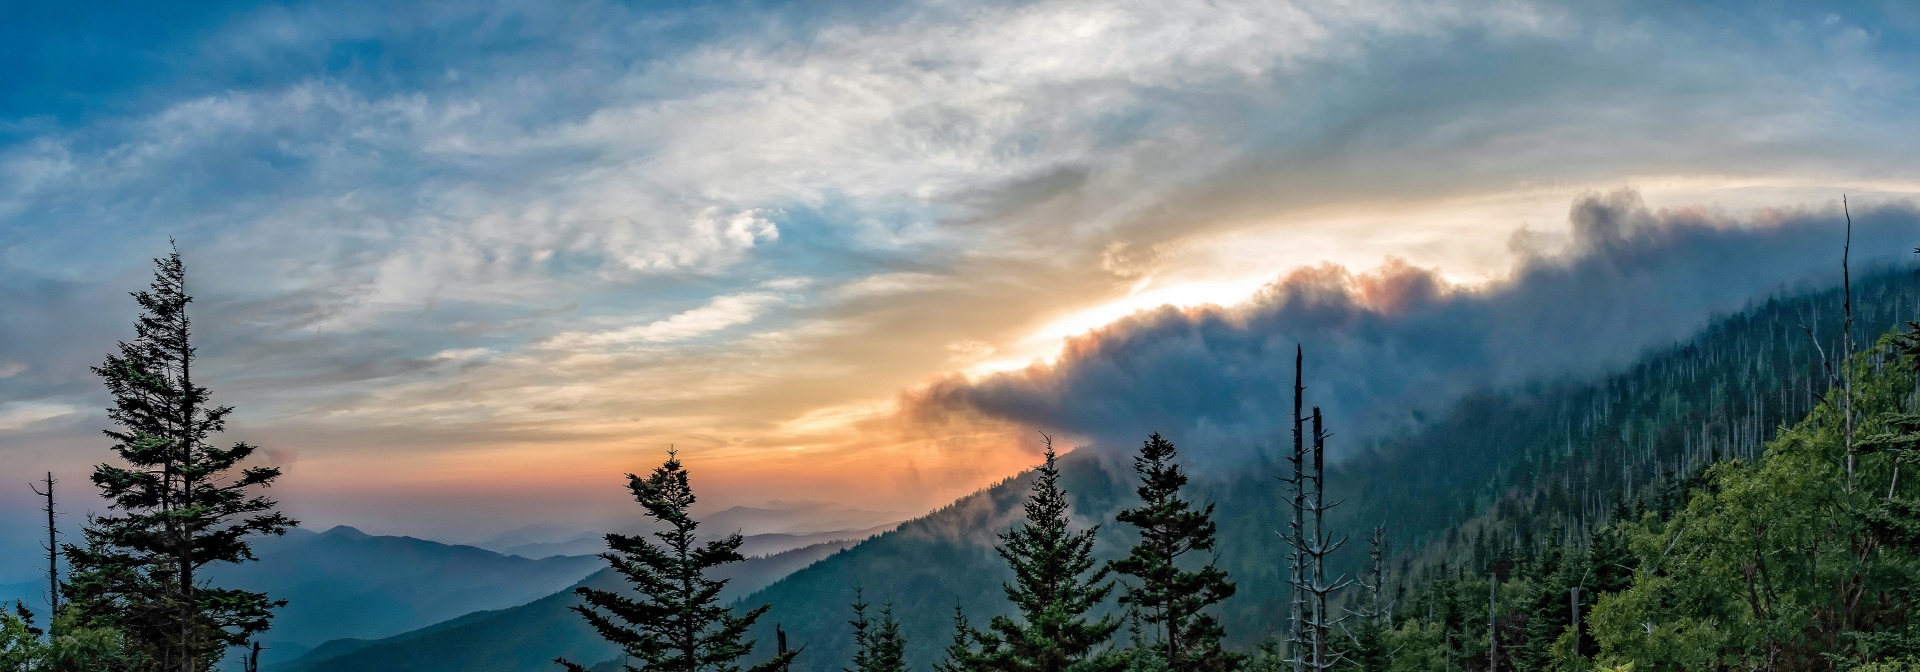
212,526,601,666
280,537,867,672
498,522,901,560
735,266,1920,671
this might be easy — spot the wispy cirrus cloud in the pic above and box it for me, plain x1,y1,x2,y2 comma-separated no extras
544,292,785,350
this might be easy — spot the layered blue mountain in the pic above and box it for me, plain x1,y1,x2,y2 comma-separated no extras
281,537,867,672
210,526,602,667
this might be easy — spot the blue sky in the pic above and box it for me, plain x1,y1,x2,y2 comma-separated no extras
3,1,1920,564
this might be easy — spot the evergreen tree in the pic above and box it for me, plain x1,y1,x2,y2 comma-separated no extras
934,607,977,672
1342,526,1391,672
558,449,796,672
1110,433,1238,671
64,247,294,672
846,591,872,672
973,435,1122,672
866,604,906,672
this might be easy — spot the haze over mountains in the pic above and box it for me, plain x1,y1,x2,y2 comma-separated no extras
281,538,868,672
1,500,903,671
235,260,1920,671
467,502,907,559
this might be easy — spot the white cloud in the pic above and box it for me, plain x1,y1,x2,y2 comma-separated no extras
0,402,78,432
430,348,492,362
544,293,783,349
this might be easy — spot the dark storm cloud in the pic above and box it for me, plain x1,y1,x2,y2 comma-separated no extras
909,191,1920,471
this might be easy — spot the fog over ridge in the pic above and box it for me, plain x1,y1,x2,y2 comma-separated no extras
906,190,1920,472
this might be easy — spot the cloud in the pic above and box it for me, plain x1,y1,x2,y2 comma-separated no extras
543,293,784,349
4,0,1920,539
0,401,79,432
903,191,1920,472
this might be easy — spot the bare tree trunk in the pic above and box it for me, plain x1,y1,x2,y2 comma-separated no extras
1843,195,1857,492
1306,408,1348,671
1570,586,1580,648
1290,345,1307,672
33,472,58,634
1313,409,1326,671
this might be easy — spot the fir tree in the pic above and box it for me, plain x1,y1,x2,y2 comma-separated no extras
934,607,977,672
1109,433,1238,671
1342,525,1391,672
846,591,871,672
557,449,796,672
973,435,1122,672
64,246,294,672
866,604,906,672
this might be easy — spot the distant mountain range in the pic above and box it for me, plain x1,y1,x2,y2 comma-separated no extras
495,522,902,560
465,501,908,558
208,525,603,668
279,536,867,672
0,580,46,614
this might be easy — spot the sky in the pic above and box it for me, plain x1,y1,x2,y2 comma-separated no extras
4,1,1920,567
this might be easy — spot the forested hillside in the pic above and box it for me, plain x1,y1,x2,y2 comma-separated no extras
722,266,1920,672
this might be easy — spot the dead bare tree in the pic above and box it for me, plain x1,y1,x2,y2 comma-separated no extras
1302,409,1350,671
1286,345,1308,672
1844,195,1857,491
30,472,58,632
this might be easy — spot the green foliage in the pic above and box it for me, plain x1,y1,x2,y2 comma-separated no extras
868,605,906,672
63,247,293,672
558,450,796,672
970,438,1123,672
1582,338,1920,670
2,607,145,672
1110,433,1239,671
934,607,976,672
1,606,40,672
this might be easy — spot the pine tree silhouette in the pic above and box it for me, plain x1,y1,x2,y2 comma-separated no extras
1110,433,1238,671
64,245,294,672
557,449,796,672
972,434,1122,672
933,606,976,672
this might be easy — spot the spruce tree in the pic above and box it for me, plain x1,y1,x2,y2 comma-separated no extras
64,246,294,672
973,435,1122,672
866,604,906,672
558,449,796,672
1109,433,1238,671
933,607,977,672
845,590,873,672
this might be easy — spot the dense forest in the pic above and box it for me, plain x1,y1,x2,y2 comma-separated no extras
6,251,1920,672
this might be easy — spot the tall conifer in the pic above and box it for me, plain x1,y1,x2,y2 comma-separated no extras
934,607,977,672
973,435,1121,672
844,590,874,672
558,449,796,672
65,246,294,672
866,604,906,672
1110,433,1238,671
